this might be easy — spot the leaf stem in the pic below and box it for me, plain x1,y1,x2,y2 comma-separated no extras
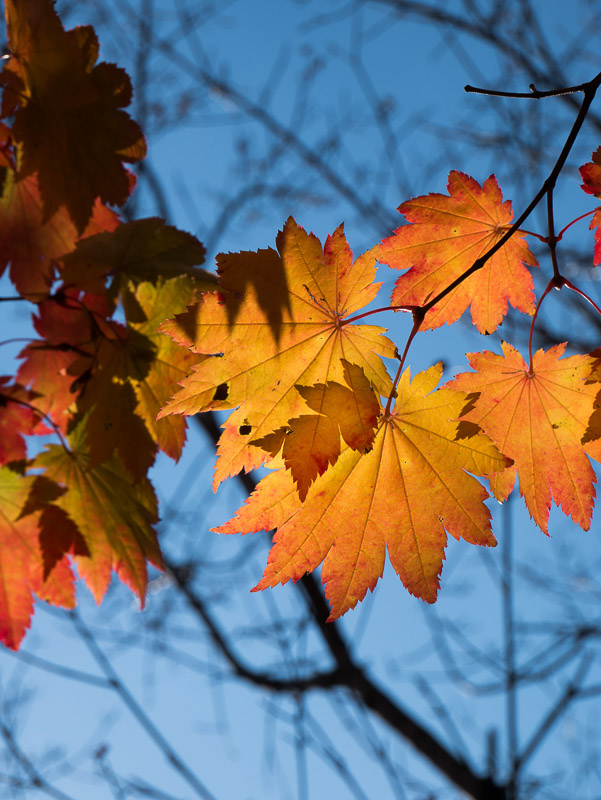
527,272,601,372
563,278,601,318
344,304,417,325
384,313,423,416
527,278,560,372
556,209,597,240
516,228,548,243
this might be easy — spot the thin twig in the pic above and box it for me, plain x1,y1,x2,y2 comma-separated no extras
69,610,218,800
0,719,77,800
515,656,592,771
465,82,588,99
421,69,601,317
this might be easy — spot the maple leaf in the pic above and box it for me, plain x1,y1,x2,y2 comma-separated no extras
38,504,90,580
252,360,381,500
60,218,215,295
0,378,39,464
36,419,162,604
0,466,76,649
158,218,397,488
0,133,120,300
374,171,538,333
17,282,192,471
580,147,601,264
17,344,80,434
82,380,157,481
2,0,145,231
215,364,509,619
252,415,341,503
16,291,114,433
124,277,207,461
13,473,90,579
449,343,601,533
580,147,601,197
73,323,158,481
298,359,381,451
55,277,204,473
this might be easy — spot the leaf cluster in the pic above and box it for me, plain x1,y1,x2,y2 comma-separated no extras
160,120,601,620
0,0,214,648
3,0,601,646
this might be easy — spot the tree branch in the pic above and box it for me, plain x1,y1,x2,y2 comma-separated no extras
193,414,507,800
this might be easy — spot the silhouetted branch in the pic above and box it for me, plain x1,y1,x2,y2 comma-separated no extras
69,610,218,800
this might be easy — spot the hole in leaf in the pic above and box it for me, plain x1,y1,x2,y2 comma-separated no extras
213,383,229,401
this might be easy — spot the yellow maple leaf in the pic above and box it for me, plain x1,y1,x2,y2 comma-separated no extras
158,218,397,489
214,364,510,619
252,359,381,500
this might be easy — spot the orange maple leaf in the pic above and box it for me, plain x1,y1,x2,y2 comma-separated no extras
0,169,119,300
297,360,381,452
2,0,145,232
449,343,601,533
252,360,381,500
158,218,397,489
214,364,509,619
16,344,76,433
374,171,538,333
0,467,76,649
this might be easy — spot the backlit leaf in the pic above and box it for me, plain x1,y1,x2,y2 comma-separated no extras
297,359,380,452
450,343,601,533
374,171,538,333
215,364,509,619
159,218,396,488
0,378,38,463
252,360,380,500
579,147,601,264
36,420,162,604
2,0,145,231
253,414,341,502
124,277,204,461
37,504,89,580
16,291,114,433
0,467,76,649
60,218,215,294
74,324,158,480
0,162,119,300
